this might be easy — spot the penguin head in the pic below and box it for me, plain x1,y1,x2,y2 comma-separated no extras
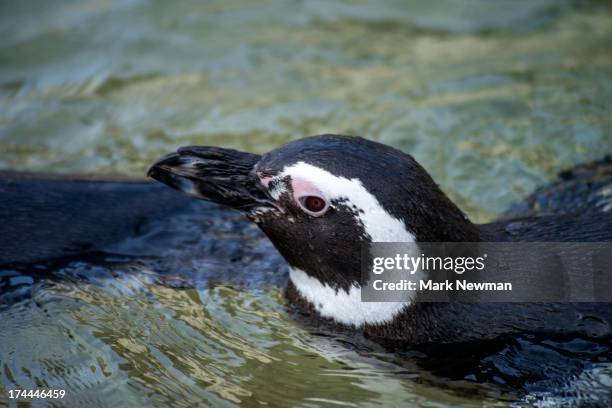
149,134,478,298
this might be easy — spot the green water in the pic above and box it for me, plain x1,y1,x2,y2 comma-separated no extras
1,0,612,406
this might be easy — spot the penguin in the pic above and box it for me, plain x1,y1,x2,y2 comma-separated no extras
148,134,612,345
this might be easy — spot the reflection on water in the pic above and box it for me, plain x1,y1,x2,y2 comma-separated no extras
0,263,499,407
1,0,612,406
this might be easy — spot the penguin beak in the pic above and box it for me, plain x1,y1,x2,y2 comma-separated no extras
147,146,276,212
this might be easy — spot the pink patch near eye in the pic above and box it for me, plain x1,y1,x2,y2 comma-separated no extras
290,178,324,202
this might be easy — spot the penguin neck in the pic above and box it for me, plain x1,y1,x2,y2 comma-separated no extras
284,203,482,328
286,267,411,327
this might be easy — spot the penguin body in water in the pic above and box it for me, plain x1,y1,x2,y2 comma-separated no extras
148,134,612,344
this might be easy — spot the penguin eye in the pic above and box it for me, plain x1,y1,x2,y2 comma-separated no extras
298,195,328,216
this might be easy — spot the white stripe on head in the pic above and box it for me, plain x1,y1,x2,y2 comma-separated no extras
277,161,416,243
270,162,420,325
290,268,409,326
